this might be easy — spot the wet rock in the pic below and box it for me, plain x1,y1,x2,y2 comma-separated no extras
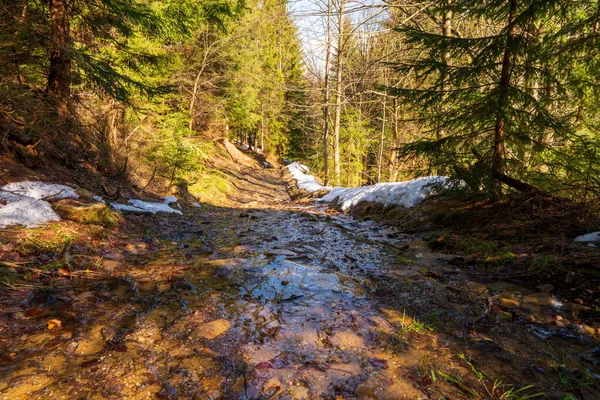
525,314,536,323
125,242,148,255
522,293,561,308
552,315,569,327
579,325,596,336
329,331,365,349
495,296,520,310
52,199,108,223
195,319,231,340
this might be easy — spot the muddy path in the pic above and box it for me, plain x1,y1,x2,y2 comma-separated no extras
1,167,599,399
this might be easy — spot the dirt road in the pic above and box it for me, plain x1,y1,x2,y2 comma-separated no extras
1,166,598,399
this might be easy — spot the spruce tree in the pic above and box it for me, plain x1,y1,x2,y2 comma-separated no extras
388,0,575,193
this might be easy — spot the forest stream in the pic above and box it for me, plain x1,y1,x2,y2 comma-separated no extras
1,166,599,400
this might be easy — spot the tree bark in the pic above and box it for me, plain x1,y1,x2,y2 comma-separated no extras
492,0,517,189
377,97,386,183
437,4,452,140
323,0,332,185
332,0,345,186
47,0,71,102
388,99,400,182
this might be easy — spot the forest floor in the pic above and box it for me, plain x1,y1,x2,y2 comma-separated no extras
1,153,600,399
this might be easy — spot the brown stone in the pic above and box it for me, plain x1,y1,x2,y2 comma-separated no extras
52,199,108,224
525,314,536,323
522,293,555,307
496,296,520,309
581,325,596,336
125,242,148,254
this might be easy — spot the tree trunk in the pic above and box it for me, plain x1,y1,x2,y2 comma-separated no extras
377,97,386,183
437,4,452,140
389,99,400,181
332,0,345,186
261,111,265,153
323,0,332,185
47,0,71,103
492,0,517,188
12,0,30,85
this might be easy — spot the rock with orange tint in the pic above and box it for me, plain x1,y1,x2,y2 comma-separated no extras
195,319,232,340
47,319,62,329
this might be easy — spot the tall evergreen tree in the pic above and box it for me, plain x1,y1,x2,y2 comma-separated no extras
388,0,580,192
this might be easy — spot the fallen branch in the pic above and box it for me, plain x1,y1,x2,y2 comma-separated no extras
42,189,66,202
492,171,537,193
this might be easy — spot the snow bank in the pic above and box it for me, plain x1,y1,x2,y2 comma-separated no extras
286,162,330,193
320,176,450,210
128,199,182,215
0,182,80,228
110,199,182,215
285,161,449,209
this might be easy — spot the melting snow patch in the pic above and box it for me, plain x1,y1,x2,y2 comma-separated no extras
574,231,600,243
319,176,450,210
128,199,182,214
286,162,330,193
1,181,78,200
0,191,62,228
110,199,182,215
0,181,81,228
